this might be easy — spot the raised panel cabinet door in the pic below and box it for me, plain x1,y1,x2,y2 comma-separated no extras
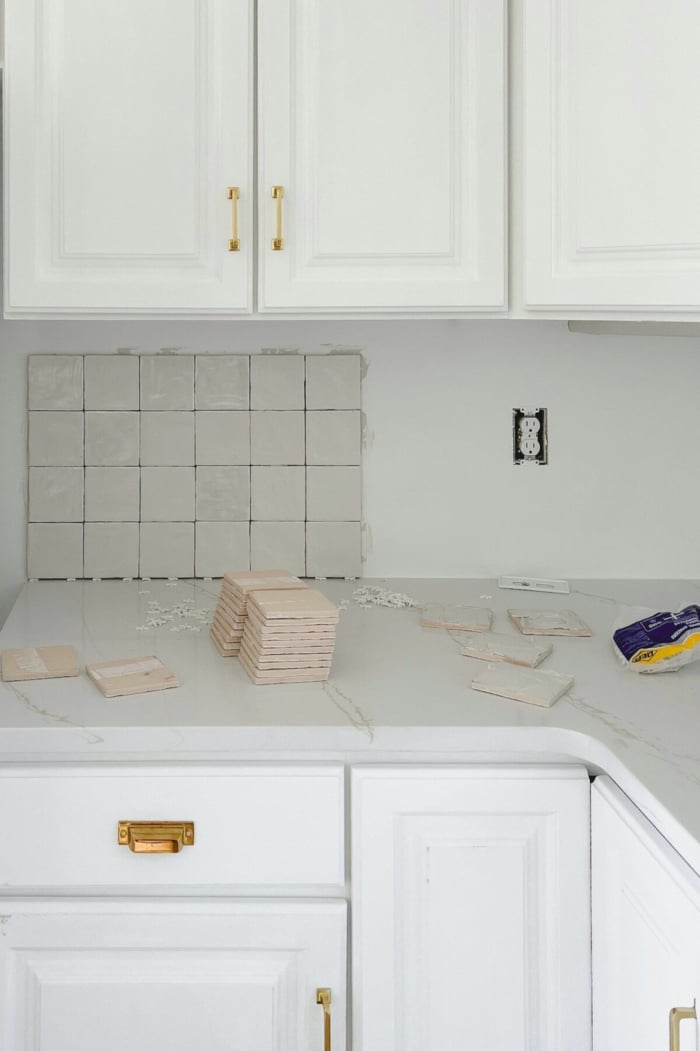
258,0,506,312
0,900,346,1051
525,0,700,309
352,765,591,1051
592,778,700,1051
4,0,252,316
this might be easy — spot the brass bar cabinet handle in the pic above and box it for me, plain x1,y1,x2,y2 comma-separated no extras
669,1003,697,1050
272,185,285,250
316,988,331,1051
118,821,195,854
227,186,240,251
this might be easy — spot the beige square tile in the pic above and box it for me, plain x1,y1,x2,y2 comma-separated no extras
306,522,362,578
84,523,139,578
250,355,305,409
306,467,362,521
195,522,250,576
196,467,250,521
85,412,139,466
251,411,305,465
84,467,140,522
29,467,84,522
250,522,306,577
141,412,195,466
195,356,249,409
28,356,83,411
305,354,362,409
140,355,194,410
306,411,361,466
84,355,139,410
28,412,84,467
140,523,194,578
251,466,305,521
141,467,195,522
27,524,83,578
195,412,250,465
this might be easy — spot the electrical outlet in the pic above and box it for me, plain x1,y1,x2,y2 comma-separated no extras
513,408,548,465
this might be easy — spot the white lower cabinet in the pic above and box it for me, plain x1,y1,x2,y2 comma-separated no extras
592,777,700,1051
352,765,592,1051
0,900,346,1051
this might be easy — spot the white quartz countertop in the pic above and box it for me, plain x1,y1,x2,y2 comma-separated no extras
2,578,700,871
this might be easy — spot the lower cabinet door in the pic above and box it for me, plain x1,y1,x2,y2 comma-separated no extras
0,900,346,1051
593,777,700,1051
352,765,591,1051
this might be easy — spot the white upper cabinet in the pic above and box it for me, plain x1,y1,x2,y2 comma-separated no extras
525,0,700,310
258,0,506,312
4,0,253,316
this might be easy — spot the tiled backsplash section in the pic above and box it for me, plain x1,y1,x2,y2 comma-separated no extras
26,354,362,580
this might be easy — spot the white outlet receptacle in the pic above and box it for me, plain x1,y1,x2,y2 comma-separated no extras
513,408,548,465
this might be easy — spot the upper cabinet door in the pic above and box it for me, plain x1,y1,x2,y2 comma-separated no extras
525,0,700,310
4,0,252,316
258,0,506,312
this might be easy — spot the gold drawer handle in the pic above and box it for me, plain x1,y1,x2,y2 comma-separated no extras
118,821,195,854
227,186,240,251
670,1003,696,1050
272,185,285,250
316,988,332,1051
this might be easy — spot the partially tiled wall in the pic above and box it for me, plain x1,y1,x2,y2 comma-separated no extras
26,354,362,580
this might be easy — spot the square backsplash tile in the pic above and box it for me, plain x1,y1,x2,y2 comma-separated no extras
84,355,140,410
26,353,363,579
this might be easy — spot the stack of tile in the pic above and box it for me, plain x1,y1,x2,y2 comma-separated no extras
210,570,306,657
240,589,339,684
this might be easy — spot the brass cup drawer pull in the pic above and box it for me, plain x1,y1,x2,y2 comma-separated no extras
669,1003,697,1051
316,988,332,1051
118,821,195,854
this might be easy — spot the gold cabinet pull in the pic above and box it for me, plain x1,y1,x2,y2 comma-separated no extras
227,186,240,251
118,821,195,854
272,185,285,250
670,1003,697,1051
316,988,332,1051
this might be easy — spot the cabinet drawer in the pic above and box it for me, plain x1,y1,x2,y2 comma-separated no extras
0,764,344,891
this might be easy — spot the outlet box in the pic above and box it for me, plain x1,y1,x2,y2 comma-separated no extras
513,408,548,465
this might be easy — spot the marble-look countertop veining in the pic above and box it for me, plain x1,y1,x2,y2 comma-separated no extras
1,578,700,871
